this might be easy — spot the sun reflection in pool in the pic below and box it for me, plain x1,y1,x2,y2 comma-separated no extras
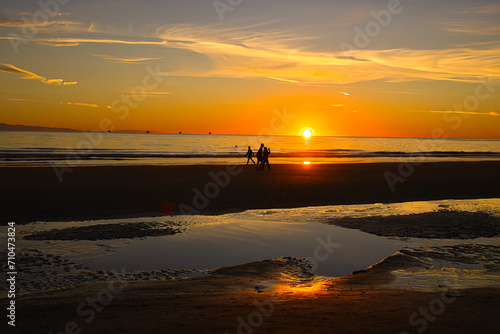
274,280,328,296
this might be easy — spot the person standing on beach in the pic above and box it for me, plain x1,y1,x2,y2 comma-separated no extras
261,147,271,170
256,143,264,170
245,146,255,165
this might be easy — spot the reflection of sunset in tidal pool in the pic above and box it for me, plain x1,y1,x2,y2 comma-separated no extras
274,280,328,296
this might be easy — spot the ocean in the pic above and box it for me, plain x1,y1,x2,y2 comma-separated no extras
1,130,499,166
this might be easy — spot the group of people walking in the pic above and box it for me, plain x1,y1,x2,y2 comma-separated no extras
245,144,271,170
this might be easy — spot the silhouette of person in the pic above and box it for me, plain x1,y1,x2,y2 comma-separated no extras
245,146,255,165
261,147,271,170
256,143,264,170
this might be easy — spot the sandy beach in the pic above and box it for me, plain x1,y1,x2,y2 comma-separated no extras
4,252,500,333
2,162,500,333
2,161,500,223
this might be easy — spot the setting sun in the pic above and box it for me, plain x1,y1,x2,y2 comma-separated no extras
302,129,313,138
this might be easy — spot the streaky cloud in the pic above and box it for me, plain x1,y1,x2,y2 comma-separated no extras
63,102,100,108
267,76,300,83
153,24,500,85
92,54,162,64
410,110,500,117
453,4,500,15
2,22,499,86
434,4,500,36
0,18,79,27
145,91,171,96
336,56,368,62
434,21,500,35
0,63,78,86
38,41,80,47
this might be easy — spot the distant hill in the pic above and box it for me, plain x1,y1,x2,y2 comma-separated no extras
0,123,79,133
0,123,154,134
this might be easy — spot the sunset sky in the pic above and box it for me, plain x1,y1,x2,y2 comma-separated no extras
1,0,499,138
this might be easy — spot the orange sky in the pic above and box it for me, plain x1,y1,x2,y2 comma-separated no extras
1,0,499,138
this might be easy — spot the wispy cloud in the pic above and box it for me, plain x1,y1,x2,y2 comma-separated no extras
410,110,500,117
93,54,162,64
152,24,500,85
145,91,171,96
453,40,500,48
267,76,300,83
0,35,166,48
343,47,500,83
434,21,500,35
0,63,77,85
0,18,79,28
14,12,69,16
453,4,500,15
7,98,28,102
2,22,499,85
433,4,500,35
38,41,81,47
62,102,101,108
39,37,166,46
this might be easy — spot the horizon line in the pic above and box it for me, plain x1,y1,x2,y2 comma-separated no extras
0,128,499,141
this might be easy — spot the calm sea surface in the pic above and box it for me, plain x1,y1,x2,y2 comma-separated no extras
1,131,499,166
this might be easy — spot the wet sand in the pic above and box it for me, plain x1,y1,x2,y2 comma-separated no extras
2,161,500,223
326,210,500,239
1,206,499,333
4,255,499,334
23,221,185,240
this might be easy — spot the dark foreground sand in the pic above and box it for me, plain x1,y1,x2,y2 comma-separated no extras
2,161,500,223
4,256,499,334
2,161,500,333
1,208,499,333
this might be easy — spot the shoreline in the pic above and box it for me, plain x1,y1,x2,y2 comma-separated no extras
2,158,500,169
2,161,500,223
